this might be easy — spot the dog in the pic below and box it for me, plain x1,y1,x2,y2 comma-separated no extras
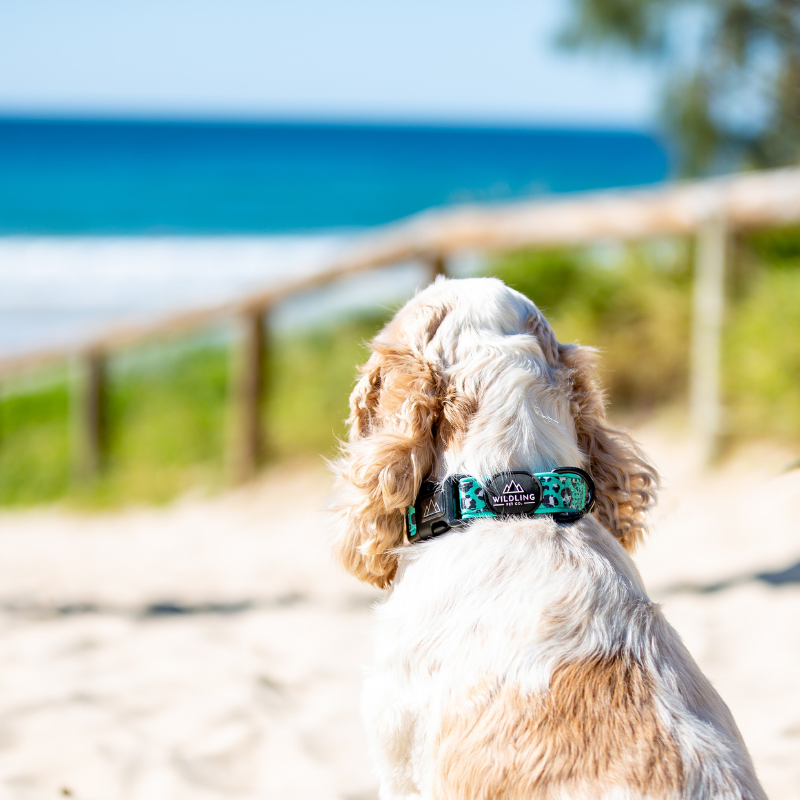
331,277,765,799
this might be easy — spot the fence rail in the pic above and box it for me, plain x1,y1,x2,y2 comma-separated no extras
3,167,800,477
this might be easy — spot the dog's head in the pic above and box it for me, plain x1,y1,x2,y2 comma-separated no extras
330,277,657,588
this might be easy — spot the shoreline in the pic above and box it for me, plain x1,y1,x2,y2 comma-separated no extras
0,234,457,357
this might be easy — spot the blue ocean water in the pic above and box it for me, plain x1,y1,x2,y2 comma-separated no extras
0,119,671,234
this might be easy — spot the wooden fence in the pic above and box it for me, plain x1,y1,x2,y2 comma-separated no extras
2,166,800,478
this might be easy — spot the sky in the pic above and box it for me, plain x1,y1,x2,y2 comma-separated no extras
0,0,661,127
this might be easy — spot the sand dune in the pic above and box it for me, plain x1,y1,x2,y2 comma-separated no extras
0,424,798,799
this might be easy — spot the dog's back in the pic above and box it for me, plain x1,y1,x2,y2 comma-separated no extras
365,516,764,799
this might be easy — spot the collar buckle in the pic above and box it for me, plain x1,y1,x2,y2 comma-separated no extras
405,475,465,541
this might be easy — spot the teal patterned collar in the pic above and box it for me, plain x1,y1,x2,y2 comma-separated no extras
406,468,595,542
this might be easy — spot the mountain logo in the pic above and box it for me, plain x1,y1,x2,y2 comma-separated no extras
421,495,442,519
502,481,524,495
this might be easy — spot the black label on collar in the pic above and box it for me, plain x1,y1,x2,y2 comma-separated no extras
484,472,542,516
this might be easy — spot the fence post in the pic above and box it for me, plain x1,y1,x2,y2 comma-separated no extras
231,306,267,482
690,214,728,465
72,349,106,480
425,253,447,284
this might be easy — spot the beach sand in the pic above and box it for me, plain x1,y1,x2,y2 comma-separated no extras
0,423,798,799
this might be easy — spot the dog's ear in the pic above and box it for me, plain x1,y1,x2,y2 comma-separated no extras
525,308,561,369
558,343,658,552
330,300,448,588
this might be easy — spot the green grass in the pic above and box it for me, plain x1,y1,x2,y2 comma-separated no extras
0,370,71,505
1,228,798,508
266,314,389,456
723,226,800,439
725,265,800,439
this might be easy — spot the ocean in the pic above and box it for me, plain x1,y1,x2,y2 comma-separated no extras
0,118,671,356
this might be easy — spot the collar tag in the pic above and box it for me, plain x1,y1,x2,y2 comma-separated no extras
485,471,542,516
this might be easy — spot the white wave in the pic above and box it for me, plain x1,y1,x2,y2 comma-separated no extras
0,236,482,357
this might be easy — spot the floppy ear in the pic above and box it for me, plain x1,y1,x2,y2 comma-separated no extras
330,301,448,588
525,307,561,369
559,343,658,552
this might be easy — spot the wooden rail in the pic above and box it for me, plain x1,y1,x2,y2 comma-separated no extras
3,166,800,476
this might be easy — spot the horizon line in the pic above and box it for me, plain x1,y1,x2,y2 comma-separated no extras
0,111,666,138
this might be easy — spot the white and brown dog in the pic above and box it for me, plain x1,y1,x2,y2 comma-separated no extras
331,277,765,800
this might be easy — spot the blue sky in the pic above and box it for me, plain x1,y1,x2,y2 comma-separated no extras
0,0,660,127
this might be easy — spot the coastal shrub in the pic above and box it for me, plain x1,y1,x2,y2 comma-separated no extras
267,313,389,457
489,242,693,409
0,313,388,507
491,232,800,441
92,339,231,505
0,371,71,505
725,231,800,439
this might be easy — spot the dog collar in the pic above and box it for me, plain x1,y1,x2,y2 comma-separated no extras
405,468,595,542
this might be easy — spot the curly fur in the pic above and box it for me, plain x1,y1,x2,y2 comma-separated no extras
330,277,765,799
331,295,449,587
